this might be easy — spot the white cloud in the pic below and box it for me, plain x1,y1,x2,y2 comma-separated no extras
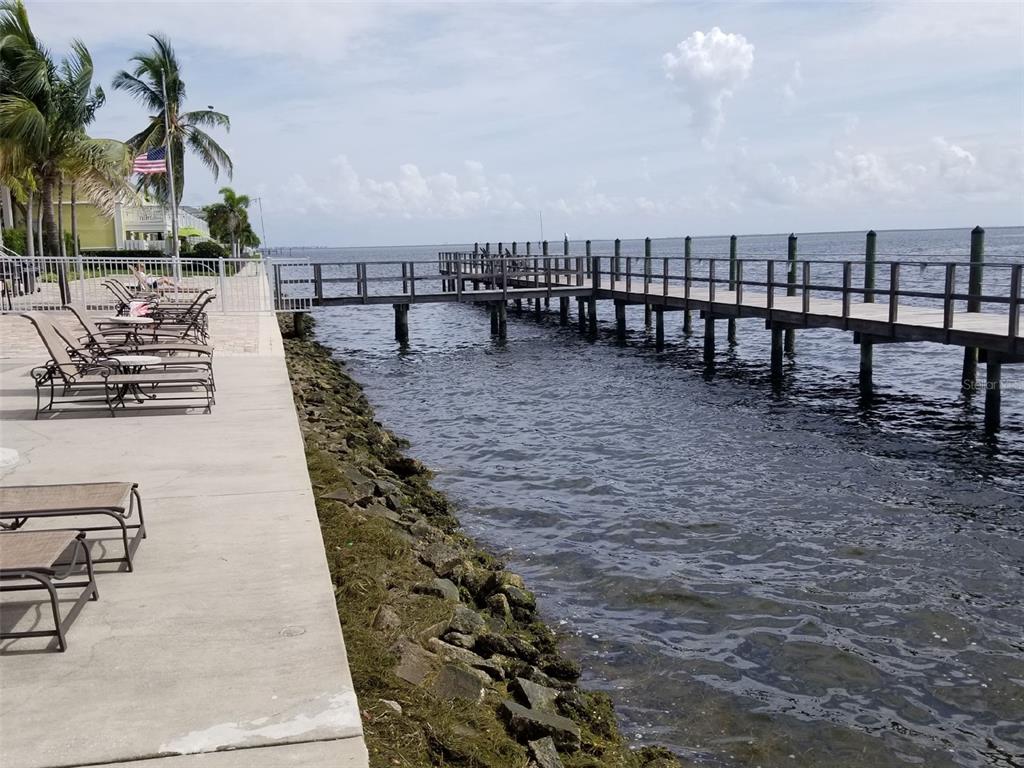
27,1,384,65
933,136,976,183
279,157,526,219
731,137,1023,211
662,27,755,144
781,61,803,106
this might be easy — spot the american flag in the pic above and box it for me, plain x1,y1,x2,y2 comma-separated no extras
132,147,167,175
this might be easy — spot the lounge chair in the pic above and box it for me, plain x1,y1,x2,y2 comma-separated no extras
49,315,215,388
64,303,214,358
0,483,143,571
96,293,215,345
0,530,98,651
20,313,215,418
102,279,154,314
101,282,213,341
106,278,206,308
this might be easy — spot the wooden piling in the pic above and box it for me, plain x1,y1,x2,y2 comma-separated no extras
859,340,873,397
587,242,598,335
985,355,1001,432
393,304,409,344
770,326,784,379
655,306,665,350
728,235,738,344
683,236,693,335
785,233,797,354
644,237,653,329
559,297,569,325
615,299,626,341
858,231,877,396
962,226,985,392
577,297,587,332
497,300,507,339
564,235,570,287
489,302,499,335
535,297,542,320
292,311,307,339
864,230,877,303
704,313,715,363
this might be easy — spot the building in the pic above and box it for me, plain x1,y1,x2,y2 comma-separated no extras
56,199,211,251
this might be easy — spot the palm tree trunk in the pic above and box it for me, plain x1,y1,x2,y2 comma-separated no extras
40,173,70,303
25,193,35,259
70,182,79,258
58,177,67,259
37,199,43,256
0,185,9,249
1,185,13,228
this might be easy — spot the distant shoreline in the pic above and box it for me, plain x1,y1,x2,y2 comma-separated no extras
265,223,1024,252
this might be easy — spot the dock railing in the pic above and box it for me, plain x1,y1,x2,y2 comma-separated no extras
292,251,1021,346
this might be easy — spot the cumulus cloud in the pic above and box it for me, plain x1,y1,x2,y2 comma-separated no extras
280,157,526,219
662,27,754,143
731,137,1022,210
781,61,803,106
933,136,977,184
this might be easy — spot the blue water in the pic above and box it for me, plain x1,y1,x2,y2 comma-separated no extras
295,227,1022,767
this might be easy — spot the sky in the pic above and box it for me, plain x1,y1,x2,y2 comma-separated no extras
27,0,1024,247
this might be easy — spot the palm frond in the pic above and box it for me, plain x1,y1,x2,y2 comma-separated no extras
0,94,47,155
125,118,162,152
182,109,230,131
0,1,53,105
185,126,233,181
111,70,161,110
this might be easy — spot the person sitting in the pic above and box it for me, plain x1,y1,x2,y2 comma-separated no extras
133,263,177,292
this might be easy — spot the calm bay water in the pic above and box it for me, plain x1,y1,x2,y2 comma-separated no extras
301,228,1023,767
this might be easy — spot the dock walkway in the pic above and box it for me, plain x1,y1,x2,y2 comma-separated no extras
0,312,368,767
271,232,1020,431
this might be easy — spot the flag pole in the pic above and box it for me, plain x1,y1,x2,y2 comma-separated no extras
161,69,181,280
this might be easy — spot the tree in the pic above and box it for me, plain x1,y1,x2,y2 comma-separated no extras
112,34,232,205
0,0,132,273
203,186,254,258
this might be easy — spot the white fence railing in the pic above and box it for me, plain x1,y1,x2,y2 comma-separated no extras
266,257,313,313
0,253,275,313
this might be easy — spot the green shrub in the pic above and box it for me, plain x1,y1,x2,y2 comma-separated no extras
2,227,27,255
192,241,227,259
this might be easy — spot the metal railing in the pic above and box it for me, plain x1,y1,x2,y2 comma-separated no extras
0,253,274,313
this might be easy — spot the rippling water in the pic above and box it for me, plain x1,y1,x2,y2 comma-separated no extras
304,228,1023,768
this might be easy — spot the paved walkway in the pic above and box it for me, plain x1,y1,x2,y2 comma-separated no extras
0,312,368,767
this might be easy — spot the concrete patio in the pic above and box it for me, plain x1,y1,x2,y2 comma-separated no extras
0,311,368,767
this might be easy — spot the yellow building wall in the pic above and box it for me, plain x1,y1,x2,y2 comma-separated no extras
59,202,116,249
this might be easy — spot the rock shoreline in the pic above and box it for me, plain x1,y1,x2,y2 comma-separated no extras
282,316,682,768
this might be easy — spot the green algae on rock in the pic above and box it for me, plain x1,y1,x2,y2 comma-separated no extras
281,315,686,768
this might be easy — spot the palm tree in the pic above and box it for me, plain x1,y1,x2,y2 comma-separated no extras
203,186,250,258
112,35,232,205
0,0,132,273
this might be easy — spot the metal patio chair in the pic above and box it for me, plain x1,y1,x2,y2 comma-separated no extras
64,303,215,359
0,483,144,572
20,313,215,418
0,530,99,652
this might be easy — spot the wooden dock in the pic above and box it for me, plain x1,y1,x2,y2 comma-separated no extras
272,228,1021,432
